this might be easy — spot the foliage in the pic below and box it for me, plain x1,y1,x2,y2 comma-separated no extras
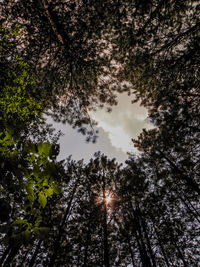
1,1,125,140
0,58,43,122
0,1,200,266
0,25,65,259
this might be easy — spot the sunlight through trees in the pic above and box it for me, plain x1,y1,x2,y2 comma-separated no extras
0,0,199,266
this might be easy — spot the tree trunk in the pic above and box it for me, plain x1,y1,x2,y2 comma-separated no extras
0,246,11,266
131,205,152,267
138,208,157,267
127,236,136,267
175,244,187,267
29,240,42,267
151,220,171,267
20,247,31,266
102,171,110,267
179,194,200,223
3,245,21,266
49,178,80,267
83,223,91,267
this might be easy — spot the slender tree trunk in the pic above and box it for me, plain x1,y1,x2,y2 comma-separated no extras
3,245,21,266
49,178,80,267
83,181,94,267
83,225,91,267
29,240,42,267
127,236,135,267
118,216,136,267
129,202,152,267
20,247,30,266
175,244,187,267
102,171,110,267
183,194,200,218
163,216,187,267
37,0,64,45
132,209,152,267
179,194,200,223
135,225,152,267
77,241,82,266
134,226,147,267
161,215,188,267
151,220,171,267
0,246,11,266
138,208,157,267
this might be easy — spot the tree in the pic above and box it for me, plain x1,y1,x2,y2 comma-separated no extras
1,1,129,140
1,1,200,266
0,26,66,266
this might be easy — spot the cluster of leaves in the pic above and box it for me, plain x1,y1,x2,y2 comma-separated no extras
1,0,128,141
0,58,43,122
0,124,64,246
0,25,44,127
0,25,66,260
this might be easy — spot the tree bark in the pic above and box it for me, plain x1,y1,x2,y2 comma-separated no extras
102,171,110,267
83,222,91,267
3,245,21,266
29,240,42,267
0,246,11,266
138,207,157,267
151,220,171,267
49,177,80,267
130,203,152,267
127,235,136,267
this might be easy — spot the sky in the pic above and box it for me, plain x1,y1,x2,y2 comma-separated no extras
50,93,152,164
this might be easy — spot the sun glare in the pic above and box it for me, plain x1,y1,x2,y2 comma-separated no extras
106,195,111,204
95,191,113,206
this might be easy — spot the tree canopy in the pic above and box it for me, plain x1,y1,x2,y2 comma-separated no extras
0,0,200,266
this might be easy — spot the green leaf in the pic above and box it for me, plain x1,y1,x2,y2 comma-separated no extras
25,194,34,205
3,130,14,146
38,142,52,157
33,165,40,180
42,179,48,187
51,183,61,194
44,187,54,198
25,180,34,195
14,219,27,225
34,215,42,229
38,191,47,208
28,154,36,163
24,142,36,153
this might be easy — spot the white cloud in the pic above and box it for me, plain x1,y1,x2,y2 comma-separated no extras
97,122,133,153
90,93,152,153
49,92,153,163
